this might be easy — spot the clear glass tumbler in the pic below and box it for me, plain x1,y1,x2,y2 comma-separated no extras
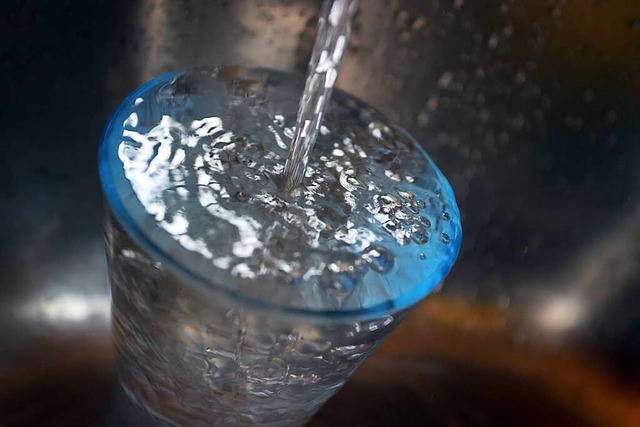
100,67,462,426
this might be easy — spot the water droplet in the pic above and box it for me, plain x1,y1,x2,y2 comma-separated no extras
362,245,394,273
256,172,270,186
380,194,402,207
273,115,285,127
368,121,391,139
418,253,426,260
239,159,252,169
406,203,421,214
382,220,398,233
235,191,249,202
340,170,363,191
346,176,363,188
385,169,401,182
440,233,451,244
397,189,415,201
411,225,429,244
441,211,451,221
418,216,431,228
395,210,409,221
120,248,141,260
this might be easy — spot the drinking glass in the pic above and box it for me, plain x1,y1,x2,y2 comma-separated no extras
100,67,462,426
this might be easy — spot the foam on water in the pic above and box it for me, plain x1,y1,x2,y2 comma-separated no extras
101,67,461,313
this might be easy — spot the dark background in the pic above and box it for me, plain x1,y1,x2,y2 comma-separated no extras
1,0,640,425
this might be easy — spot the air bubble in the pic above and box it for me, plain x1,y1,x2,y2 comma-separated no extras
385,169,401,182
346,176,363,188
241,158,257,168
362,245,394,273
441,212,451,221
380,194,402,207
397,190,415,201
273,115,285,127
256,172,270,186
411,225,429,244
395,210,409,221
418,253,426,260
418,216,431,228
383,220,398,233
440,233,451,244
368,121,391,139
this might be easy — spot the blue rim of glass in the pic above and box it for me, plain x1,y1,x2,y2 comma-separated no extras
99,68,463,320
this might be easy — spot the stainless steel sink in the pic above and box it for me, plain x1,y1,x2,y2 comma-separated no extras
2,0,639,425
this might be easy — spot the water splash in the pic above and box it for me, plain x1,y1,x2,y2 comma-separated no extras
106,67,462,311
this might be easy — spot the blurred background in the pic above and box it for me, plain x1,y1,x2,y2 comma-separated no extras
1,0,639,425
